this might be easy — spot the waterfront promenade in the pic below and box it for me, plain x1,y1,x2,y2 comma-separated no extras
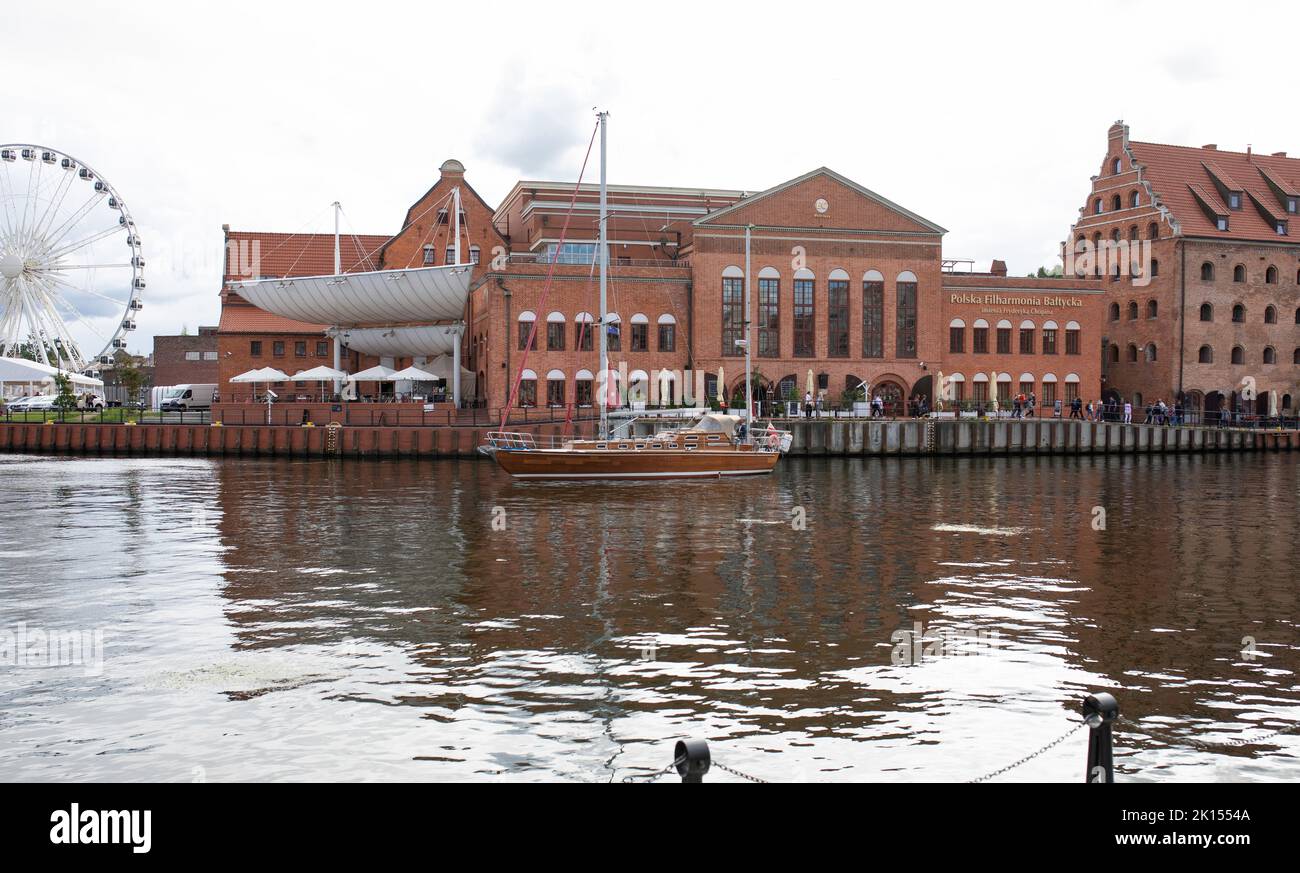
1,417,1296,459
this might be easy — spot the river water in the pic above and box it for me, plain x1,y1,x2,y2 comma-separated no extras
0,451,1296,782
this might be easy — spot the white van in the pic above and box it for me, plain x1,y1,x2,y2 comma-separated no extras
160,384,217,411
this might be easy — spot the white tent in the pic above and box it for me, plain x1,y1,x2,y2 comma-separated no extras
421,355,476,400
0,356,103,389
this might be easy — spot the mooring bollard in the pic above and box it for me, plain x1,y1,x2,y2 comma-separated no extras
674,739,711,783
1082,692,1119,783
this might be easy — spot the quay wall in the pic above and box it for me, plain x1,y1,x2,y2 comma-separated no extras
1,419,1297,459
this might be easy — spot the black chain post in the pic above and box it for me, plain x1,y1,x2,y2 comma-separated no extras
674,739,710,783
1083,692,1119,783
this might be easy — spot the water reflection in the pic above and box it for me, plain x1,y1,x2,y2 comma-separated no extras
0,452,1296,782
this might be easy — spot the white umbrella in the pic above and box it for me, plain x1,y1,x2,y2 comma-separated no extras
806,369,815,398
390,365,439,381
229,367,288,382
1268,390,1278,417
290,365,348,382
347,365,399,382
716,366,725,405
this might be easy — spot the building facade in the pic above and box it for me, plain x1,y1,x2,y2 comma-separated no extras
1067,121,1300,416
218,160,1105,414
153,326,219,388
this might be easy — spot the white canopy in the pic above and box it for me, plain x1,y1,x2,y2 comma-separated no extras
230,263,473,325
390,365,439,381
229,367,289,383
347,365,399,382
336,324,461,357
290,365,349,381
0,356,103,387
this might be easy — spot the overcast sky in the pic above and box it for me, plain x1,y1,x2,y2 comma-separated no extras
5,0,1296,356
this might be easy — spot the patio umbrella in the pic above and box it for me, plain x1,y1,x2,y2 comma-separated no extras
290,365,349,401
1268,390,1278,417
229,367,289,400
390,365,439,381
347,365,399,382
935,371,945,403
716,366,725,405
806,369,815,400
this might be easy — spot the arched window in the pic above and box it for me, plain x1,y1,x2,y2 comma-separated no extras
721,265,745,358
574,311,594,351
1111,194,1122,211
1128,225,1139,241
1233,264,1246,282
1127,301,1138,320
546,311,566,350
1266,265,1278,284
1232,303,1245,323
1109,343,1119,363
1200,262,1214,280
1144,343,1157,362
1108,302,1120,321
1231,345,1245,365
1296,307,1300,325
1151,259,1159,277
1198,345,1213,364
629,312,650,352
1127,344,1138,362
1130,190,1140,208
1200,303,1213,322
517,310,537,351
517,368,538,407
469,245,481,265
657,313,677,352
1146,299,1157,318
1294,348,1300,365
896,271,918,359
1147,222,1159,239
1263,346,1276,364
1094,198,1103,214
1112,157,1122,174
948,317,966,353
1265,305,1277,324
545,369,566,407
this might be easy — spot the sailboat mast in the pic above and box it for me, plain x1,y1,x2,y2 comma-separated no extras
598,110,609,441
332,201,342,395
453,187,462,265
744,224,753,436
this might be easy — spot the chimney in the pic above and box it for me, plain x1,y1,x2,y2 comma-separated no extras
1202,144,1217,150
1247,144,1252,157
989,259,1008,277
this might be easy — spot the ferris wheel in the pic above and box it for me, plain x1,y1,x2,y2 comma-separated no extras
0,143,143,373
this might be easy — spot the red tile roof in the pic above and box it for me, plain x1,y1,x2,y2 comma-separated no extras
1128,141,1300,242
218,300,326,334
223,231,392,281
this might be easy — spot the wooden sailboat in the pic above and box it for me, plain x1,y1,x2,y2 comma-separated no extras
483,112,790,480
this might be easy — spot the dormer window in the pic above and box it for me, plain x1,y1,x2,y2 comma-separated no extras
1279,221,1289,236
1288,199,1297,214
1216,216,1229,231
1227,192,1241,210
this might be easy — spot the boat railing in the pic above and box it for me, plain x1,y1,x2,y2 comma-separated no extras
750,424,794,453
484,431,574,450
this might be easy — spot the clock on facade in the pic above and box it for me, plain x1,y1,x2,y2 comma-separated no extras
814,198,829,214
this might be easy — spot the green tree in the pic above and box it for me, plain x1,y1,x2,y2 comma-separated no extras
52,372,78,412
116,356,146,409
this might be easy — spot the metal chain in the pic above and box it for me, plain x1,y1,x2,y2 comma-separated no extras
968,721,1087,783
712,761,769,783
1151,720,1300,751
621,755,684,783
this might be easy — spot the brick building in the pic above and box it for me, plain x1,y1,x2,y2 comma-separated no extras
218,158,1106,414
153,326,219,388
1067,121,1300,417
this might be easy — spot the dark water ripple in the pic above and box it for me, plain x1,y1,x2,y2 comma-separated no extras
0,451,1296,782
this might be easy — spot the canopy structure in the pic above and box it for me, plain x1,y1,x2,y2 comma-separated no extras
334,325,460,358
417,354,476,401
0,356,104,387
229,367,289,383
692,413,741,436
230,264,473,325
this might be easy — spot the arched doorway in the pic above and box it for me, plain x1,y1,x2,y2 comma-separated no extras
873,380,906,417
911,375,933,413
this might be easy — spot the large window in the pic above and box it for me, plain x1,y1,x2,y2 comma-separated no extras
948,322,965,353
630,322,648,352
996,325,1011,354
1042,328,1058,355
273,341,285,357
972,322,988,354
758,277,780,358
546,377,565,407
793,278,815,357
606,321,621,352
250,341,262,357
545,242,599,265
575,377,592,406
896,279,917,358
546,320,565,351
658,321,676,352
827,279,849,357
575,316,593,351
1065,327,1080,355
518,316,536,351
722,277,744,357
315,341,328,357
1019,325,1034,354
518,378,537,407
862,279,884,357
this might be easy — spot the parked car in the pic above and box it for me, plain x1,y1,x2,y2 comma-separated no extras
77,392,105,411
7,394,58,411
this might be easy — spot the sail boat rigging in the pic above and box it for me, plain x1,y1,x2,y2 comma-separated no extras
483,111,791,479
